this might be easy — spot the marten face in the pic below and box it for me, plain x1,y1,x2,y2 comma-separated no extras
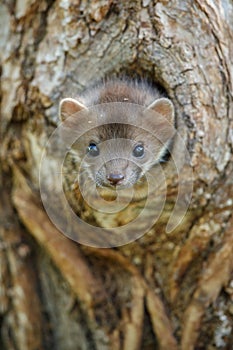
69,123,170,189
60,96,175,190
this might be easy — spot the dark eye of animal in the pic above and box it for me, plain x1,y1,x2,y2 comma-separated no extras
132,144,144,158
87,143,100,157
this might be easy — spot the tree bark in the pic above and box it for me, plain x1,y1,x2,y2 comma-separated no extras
1,0,233,349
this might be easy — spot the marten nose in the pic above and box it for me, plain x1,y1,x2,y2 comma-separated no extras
107,173,124,185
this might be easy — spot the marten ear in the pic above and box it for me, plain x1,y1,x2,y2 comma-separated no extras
146,98,174,124
59,98,87,121
145,98,175,143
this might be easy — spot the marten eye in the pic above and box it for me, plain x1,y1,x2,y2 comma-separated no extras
87,143,99,157
132,144,144,158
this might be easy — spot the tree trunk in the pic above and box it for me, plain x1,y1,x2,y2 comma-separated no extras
1,1,233,349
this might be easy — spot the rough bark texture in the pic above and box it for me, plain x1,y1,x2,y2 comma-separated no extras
1,0,233,349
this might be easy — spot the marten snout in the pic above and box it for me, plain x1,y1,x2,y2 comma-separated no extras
107,173,125,186
104,158,128,186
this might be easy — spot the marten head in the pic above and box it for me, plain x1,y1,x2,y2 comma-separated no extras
59,97,175,190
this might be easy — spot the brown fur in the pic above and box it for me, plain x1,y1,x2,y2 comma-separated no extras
61,79,175,194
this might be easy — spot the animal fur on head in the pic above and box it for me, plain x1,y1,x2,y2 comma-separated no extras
60,79,175,189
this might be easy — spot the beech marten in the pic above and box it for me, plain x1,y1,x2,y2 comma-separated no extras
60,79,175,191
